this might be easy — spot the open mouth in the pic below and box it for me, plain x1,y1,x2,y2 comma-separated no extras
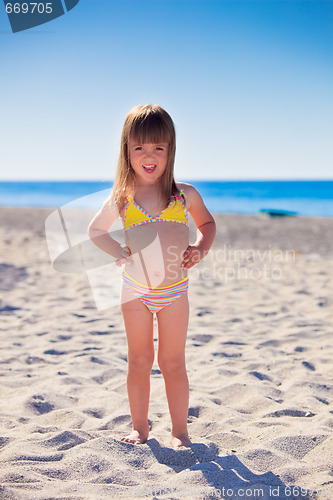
142,164,157,173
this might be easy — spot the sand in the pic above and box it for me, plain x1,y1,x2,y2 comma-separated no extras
0,207,332,500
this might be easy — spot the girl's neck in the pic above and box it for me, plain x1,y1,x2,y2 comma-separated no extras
133,178,165,205
133,178,163,194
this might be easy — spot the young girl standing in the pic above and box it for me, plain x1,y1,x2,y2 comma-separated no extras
88,104,215,449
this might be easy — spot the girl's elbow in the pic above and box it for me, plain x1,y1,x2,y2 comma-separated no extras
205,218,216,233
87,224,94,239
88,224,100,240
207,218,216,242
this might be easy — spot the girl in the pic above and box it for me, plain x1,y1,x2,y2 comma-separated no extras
88,104,216,449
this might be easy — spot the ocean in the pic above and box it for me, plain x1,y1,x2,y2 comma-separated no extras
0,180,332,217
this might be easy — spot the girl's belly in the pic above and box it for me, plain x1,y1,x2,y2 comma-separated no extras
124,222,189,287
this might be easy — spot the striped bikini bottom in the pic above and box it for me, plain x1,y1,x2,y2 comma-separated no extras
122,270,189,314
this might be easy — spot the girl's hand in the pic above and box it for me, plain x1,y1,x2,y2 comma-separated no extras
181,245,208,269
115,246,133,267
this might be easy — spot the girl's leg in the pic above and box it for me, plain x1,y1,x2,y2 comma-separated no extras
156,292,191,449
120,286,155,444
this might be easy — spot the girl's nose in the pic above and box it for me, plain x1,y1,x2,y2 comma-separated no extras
144,150,155,161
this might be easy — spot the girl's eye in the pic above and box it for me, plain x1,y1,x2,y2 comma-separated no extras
156,147,163,151
135,147,142,151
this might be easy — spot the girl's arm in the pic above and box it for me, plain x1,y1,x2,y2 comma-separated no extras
180,184,216,269
88,198,132,265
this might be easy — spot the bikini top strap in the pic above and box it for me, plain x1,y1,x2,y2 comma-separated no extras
174,189,186,206
126,182,135,203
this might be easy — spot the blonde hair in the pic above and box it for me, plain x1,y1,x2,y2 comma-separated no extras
111,104,181,214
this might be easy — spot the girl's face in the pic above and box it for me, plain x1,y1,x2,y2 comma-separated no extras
128,138,169,184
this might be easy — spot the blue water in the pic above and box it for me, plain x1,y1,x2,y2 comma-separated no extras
0,180,332,217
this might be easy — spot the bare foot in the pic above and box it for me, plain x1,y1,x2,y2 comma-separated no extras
120,429,149,445
171,433,192,449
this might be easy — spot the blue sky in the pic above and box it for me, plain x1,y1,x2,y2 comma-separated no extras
0,0,332,180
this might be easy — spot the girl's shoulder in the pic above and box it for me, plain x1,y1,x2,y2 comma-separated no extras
107,189,131,218
175,182,200,211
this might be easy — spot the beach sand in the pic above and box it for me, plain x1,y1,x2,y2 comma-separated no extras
0,207,332,499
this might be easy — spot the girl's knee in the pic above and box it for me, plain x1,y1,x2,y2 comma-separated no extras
157,355,186,376
128,353,155,373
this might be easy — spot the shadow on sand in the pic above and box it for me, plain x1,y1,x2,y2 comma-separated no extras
138,439,315,500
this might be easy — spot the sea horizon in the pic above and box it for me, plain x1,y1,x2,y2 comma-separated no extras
0,179,333,217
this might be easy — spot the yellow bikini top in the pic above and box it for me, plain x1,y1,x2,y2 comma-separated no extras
123,191,189,231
